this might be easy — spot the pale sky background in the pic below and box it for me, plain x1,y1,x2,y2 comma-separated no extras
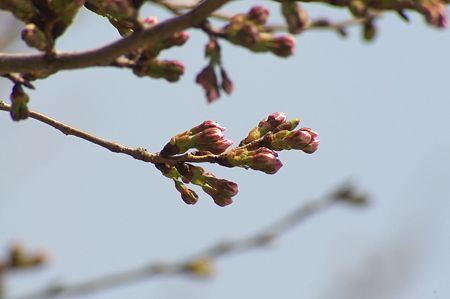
1,1,450,299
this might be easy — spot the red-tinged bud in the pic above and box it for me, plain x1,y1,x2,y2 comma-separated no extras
247,5,270,25
281,1,311,34
160,121,231,156
265,35,296,57
302,139,320,154
142,16,158,26
418,0,448,28
174,180,198,205
0,0,35,22
196,64,220,103
133,59,184,82
190,121,225,135
10,85,29,121
248,147,283,174
220,67,233,95
21,24,47,51
272,127,320,153
240,112,287,145
201,177,239,207
169,31,190,46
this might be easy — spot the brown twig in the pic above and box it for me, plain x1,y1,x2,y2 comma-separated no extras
0,100,224,166
0,0,231,74
10,184,367,299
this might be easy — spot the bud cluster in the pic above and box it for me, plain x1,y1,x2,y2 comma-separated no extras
196,40,233,103
125,17,189,82
160,120,233,157
417,0,448,28
223,6,296,57
156,113,318,206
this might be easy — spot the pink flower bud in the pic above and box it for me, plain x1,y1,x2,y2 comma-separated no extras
142,16,158,26
418,0,448,28
267,35,296,57
246,147,283,174
190,121,225,134
240,112,287,145
202,178,239,207
247,5,270,25
196,65,220,103
220,67,233,95
284,128,320,153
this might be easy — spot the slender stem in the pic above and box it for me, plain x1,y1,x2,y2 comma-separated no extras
0,101,217,165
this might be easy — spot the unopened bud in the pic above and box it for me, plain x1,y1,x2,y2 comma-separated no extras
220,67,233,95
265,35,296,57
196,64,220,103
21,24,47,51
240,112,287,145
10,85,29,121
247,5,270,25
281,1,311,34
417,0,448,28
133,59,184,82
174,180,198,205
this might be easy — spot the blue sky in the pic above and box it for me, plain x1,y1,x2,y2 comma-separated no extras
1,2,450,299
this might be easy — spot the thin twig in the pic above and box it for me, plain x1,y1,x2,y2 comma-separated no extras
0,0,231,74
10,184,366,299
0,100,224,166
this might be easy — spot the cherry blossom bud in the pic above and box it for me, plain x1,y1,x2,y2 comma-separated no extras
240,112,287,145
196,64,220,103
247,5,270,25
247,147,283,174
281,1,311,34
220,67,233,95
142,16,158,27
21,24,47,51
418,0,448,28
272,127,320,153
10,85,29,121
174,180,198,205
133,59,184,82
265,35,296,57
226,147,283,174
201,176,239,207
160,121,232,156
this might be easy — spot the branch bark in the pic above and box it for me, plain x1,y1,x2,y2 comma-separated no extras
0,0,231,74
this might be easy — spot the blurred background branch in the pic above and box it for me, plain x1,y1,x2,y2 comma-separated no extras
6,184,367,299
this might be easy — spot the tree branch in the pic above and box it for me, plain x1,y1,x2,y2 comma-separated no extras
10,184,367,299
0,0,231,74
0,100,226,166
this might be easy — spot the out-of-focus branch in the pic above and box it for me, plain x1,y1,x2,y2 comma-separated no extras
155,0,379,36
11,184,368,299
0,0,231,74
